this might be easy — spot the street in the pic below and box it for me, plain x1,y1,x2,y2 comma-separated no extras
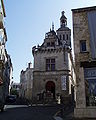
0,105,63,120
0,104,95,120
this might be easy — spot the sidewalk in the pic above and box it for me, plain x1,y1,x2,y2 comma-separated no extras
54,104,96,120
55,112,96,120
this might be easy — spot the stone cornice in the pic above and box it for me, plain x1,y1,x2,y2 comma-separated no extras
33,69,70,73
72,6,96,13
33,46,71,55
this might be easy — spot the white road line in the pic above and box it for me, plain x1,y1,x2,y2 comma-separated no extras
53,116,63,120
4,105,28,109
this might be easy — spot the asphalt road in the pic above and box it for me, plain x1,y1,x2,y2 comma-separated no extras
0,105,61,120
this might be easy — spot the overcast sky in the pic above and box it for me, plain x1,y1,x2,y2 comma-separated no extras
4,0,96,83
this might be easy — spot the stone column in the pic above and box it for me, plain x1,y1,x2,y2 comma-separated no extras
76,67,86,108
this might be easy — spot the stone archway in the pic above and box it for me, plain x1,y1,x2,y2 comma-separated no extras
46,81,55,99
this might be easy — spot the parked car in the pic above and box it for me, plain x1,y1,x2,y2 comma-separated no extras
6,95,16,103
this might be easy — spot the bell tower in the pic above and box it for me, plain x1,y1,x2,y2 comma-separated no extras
57,11,71,47
60,11,67,28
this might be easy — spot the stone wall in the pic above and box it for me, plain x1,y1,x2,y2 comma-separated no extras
34,49,69,71
73,11,91,61
73,9,91,107
72,6,96,118
32,70,70,101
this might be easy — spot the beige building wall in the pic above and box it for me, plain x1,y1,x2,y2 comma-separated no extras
32,47,74,103
72,6,96,118
32,11,75,104
34,50,68,71
33,64,70,97
20,63,33,101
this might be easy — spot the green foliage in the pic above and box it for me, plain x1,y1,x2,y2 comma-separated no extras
10,89,18,96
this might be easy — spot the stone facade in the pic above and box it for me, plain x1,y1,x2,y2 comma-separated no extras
10,82,20,97
0,0,13,99
20,63,33,101
72,6,96,118
32,11,75,103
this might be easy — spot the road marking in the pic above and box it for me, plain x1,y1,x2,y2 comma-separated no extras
54,110,61,117
53,109,63,120
53,116,63,120
5,105,28,109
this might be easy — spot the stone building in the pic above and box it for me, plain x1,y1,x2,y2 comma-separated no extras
10,82,20,97
20,69,26,98
0,0,13,97
20,63,33,101
72,6,96,118
32,11,75,103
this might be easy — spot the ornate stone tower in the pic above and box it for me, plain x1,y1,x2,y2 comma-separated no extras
57,11,71,48
32,11,75,104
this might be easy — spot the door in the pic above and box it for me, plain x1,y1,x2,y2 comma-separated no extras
46,81,55,98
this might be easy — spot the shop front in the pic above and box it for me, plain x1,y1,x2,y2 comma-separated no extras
84,67,96,106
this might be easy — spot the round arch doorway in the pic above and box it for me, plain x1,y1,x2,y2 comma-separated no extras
46,81,55,99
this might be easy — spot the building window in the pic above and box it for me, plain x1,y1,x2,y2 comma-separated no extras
84,68,96,106
63,34,65,40
66,34,68,40
60,35,61,40
47,42,55,47
70,41,71,47
51,42,55,47
46,58,55,71
47,42,50,47
80,40,86,52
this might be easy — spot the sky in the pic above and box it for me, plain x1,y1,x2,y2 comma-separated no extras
3,0,96,83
